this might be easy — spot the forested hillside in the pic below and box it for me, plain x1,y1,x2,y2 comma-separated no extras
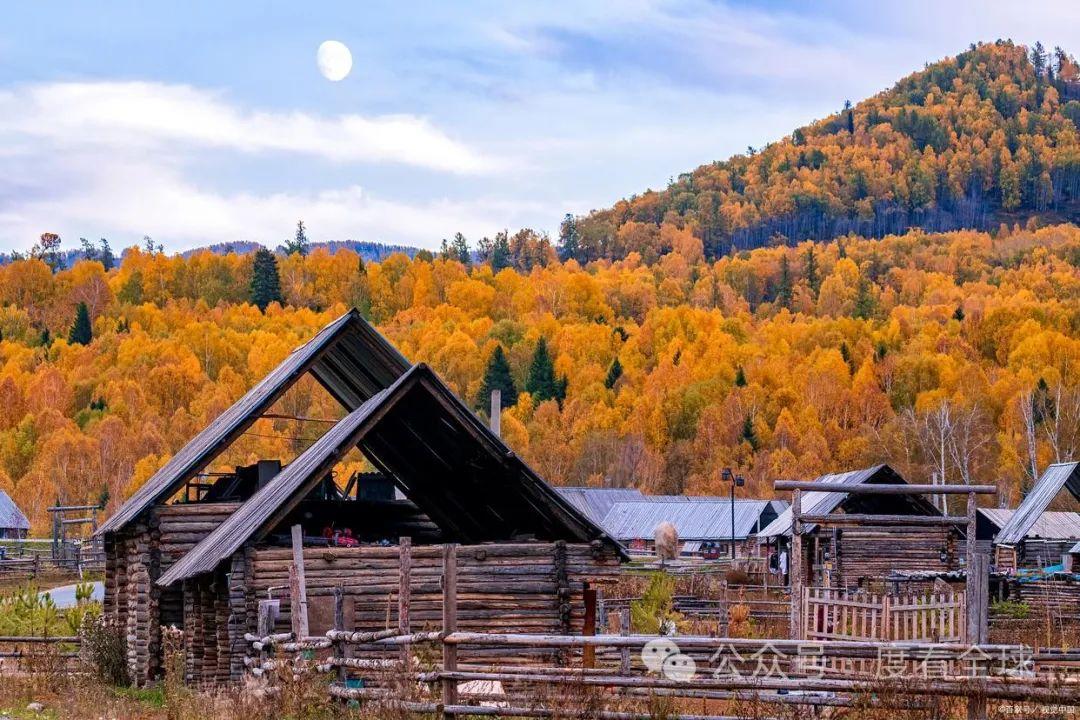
565,41,1080,261
3,222,1080,531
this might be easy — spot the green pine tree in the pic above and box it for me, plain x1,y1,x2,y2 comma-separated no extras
604,357,623,389
741,415,758,450
804,246,820,295
250,248,283,312
118,270,144,305
491,231,512,272
68,302,92,345
285,220,310,256
526,337,559,402
734,366,747,387
777,254,793,309
477,345,517,410
853,273,875,319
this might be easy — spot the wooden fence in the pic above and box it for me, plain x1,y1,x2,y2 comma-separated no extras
0,636,81,675
803,587,965,642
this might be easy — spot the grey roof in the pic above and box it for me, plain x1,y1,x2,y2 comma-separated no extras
555,487,645,525
758,464,939,538
158,364,624,586
0,491,29,531
979,508,1080,541
996,462,1080,546
599,499,776,542
1071,541,1080,555
99,309,409,536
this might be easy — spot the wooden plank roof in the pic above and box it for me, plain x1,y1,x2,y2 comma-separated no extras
157,364,624,585
98,309,409,536
0,490,29,531
996,462,1080,546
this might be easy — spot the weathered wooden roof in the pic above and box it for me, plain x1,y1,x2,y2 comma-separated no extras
996,462,1080,546
0,491,29,531
758,464,940,538
98,309,409,536
157,364,623,585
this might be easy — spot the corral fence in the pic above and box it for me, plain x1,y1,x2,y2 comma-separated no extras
242,543,1080,720
0,538,104,579
803,587,965,642
0,635,81,675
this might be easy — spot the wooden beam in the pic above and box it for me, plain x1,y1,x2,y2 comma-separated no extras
582,585,596,669
399,537,412,667
489,390,501,438
441,544,458,720
790,488,803,641
799,514,968,526
774,481,997,495
290,524,309,639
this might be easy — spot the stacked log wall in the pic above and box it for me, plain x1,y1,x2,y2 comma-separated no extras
835,525,956,589
241,541,619,671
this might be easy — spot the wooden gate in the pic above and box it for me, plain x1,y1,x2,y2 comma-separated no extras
803,587,965,642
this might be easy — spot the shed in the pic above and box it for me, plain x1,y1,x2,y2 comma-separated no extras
0,490,30,539
97,310,623,686
990,463,1080,572
759,464,961,590
598,498,782,557
554,487,645,527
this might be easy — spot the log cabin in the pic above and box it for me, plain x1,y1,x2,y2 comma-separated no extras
992,462,1080,572
758,465,962,591
0,490,29,540
95,309,624,686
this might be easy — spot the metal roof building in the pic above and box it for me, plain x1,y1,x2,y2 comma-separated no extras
979,508,1080,542
555,487,645,526
598,498,781,544
0,490,30,538
758,464,940,538
995,462,1080,546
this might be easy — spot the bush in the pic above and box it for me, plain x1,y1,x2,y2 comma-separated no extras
81,614,130,686
990,599,1031,619
630,572,683,634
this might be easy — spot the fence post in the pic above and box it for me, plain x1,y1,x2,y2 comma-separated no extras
441,543,458,720
289,524,309,640
399,537,412,667
790,488,803,641
333,585,346,685
256,599,277,673
718,579,730,637
619,609,631,675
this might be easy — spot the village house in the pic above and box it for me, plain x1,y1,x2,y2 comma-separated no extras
0,490,29,540
990,462,1080,572
759,464,962,590
96,309,624,686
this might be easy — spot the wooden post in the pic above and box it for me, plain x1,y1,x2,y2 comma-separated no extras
333,585,346,684
290,524,309,639
441,544,458,719
966,551,989,720
256,599,278,671
583,585,597,669
490,390,501,437
790,488,803,641
619,609,631,675
964,491,977,644
399,537,412,667
718,579,730,637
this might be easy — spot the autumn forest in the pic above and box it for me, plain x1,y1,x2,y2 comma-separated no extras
3,40,1080,533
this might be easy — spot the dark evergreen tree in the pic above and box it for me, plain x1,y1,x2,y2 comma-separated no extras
99,238,115,271
734,365,747,387
844,99,855,133
741,415,758,450
491,230,512,272
440,233,471,265
804,245,820,295
250,248,283,312
604,357,623,389
525,337,559,402
558,213,580,262
477,345,517,410
69,302,92,345
118,270,144,305
853,273,875,319
953,305,965,321
285,220,310,256
40,328,51,347
777,254,793,309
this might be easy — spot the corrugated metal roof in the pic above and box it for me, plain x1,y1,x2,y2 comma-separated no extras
758,464,939,538
0,491,29,531
1070,541,1080,555
555,487,645,526
981,508,1080,541
99,309,409,536
996,462,1080,546
599,499,774,542
158,365,624,586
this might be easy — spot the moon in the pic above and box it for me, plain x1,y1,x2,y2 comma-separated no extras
317,40,352,82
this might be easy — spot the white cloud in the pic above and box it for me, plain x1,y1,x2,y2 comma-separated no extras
0,81,493,174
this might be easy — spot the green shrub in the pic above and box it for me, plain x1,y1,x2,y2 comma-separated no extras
630,572,683,634
990,599,1031,619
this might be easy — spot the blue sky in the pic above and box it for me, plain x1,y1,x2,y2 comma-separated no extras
0,1,1077,253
